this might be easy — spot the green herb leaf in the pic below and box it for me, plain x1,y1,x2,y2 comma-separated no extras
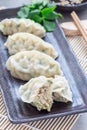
27,4,37,9
31,15,42,23
43,11,63,20
43,0,49,7
17,6,29,18
29,0,43,9
28,9,42,23
42,5,56,16
57,13,63,18
29,9,40,18
17,0,63,32
43,20,56,32
32,0,43,5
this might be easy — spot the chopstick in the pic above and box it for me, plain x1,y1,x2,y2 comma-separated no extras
71,11,87,43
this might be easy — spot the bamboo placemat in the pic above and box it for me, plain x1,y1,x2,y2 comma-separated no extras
0,9,87,129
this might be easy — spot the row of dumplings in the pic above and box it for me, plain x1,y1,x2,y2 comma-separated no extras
0,18,72,112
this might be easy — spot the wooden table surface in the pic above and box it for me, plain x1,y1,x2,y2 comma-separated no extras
0,0,87,130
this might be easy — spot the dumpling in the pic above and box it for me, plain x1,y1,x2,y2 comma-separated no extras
52,75,72,103
19,76,53,111
5,32,58,59
19,75,72,111
0,18,46,37
6,50,62,81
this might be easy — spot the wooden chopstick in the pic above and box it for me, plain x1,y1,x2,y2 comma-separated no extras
71,11,87,43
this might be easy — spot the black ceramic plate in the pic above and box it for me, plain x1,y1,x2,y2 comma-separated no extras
52,0,87,11
0,8,87,124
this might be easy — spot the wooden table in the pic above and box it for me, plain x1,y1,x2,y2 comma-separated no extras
0,1,87,130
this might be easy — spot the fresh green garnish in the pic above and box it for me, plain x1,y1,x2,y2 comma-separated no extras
48,80,53,84
17,0,63,32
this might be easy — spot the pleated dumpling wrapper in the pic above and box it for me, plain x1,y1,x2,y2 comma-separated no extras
19,76,53,111
52,75,72,103
6,50,62,81
5,32,58,59
0,18,46,37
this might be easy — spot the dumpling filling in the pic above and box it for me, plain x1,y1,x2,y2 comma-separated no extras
19,76,53,111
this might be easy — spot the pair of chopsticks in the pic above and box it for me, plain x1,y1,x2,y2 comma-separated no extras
71,11,87,43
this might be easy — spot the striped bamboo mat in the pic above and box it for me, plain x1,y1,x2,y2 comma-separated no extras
0,14,87,129
68,36,87,74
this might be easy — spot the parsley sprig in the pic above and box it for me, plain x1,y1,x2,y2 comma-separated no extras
17,0,63,32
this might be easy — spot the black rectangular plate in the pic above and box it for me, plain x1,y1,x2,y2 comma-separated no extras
0,8,87,123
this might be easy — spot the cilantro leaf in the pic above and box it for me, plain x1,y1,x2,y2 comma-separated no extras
27,9,42,23
17,7,29,18
43,0,49,7
42,5,56,15
43,11,63,20
17,0,63,32
30,15,42,23
43,20,56,31
29,9,40,18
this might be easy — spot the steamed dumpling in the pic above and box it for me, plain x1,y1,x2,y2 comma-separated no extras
5,32,58,59
19,76,53,111
6,50,62,81
0,18,46,37
19,75,72,112
52,75,72,103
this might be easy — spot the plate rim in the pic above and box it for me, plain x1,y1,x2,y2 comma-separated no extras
53,0,87,11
